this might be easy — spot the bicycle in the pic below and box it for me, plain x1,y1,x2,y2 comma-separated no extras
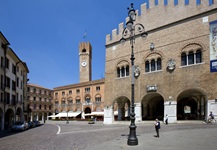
204,118,216,124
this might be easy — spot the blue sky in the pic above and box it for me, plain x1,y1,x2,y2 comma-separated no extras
0,0,149,89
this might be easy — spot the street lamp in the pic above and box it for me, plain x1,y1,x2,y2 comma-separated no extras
121,3,147,146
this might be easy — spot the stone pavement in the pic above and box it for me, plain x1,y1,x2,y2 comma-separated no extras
85,123,217,150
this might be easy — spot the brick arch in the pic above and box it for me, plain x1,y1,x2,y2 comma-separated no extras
116,59,130,68
75,96,81,99
95,94,101,98
180,42,205,54
175,87,209,102
61,98,66,101
84,94,91,99
141,92,165,120
143,51,164,62
140,92,166,104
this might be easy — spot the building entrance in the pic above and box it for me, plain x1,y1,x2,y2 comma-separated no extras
177,89,206,120
113,96,130,121
142,93,164,120
5,109,14,130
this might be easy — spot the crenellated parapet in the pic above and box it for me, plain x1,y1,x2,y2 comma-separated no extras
106,0,217,46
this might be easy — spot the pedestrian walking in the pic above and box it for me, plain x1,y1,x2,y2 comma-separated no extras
154,119,160,138
165,114,168,125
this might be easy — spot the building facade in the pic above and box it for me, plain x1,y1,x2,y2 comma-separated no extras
52,42,105,120
0,32,29,130
27,84,53,122
104,0,217,124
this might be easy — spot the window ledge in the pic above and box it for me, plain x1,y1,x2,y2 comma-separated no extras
115,76,130,80
144,70,163,74
179,62,205,68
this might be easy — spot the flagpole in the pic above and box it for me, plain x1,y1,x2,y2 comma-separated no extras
83,30,87,42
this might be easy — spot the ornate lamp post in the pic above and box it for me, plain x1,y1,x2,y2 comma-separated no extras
121,3,147,146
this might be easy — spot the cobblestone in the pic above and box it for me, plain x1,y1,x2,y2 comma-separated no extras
0,121,217,150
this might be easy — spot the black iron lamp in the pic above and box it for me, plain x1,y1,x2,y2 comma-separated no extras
120,3,147,146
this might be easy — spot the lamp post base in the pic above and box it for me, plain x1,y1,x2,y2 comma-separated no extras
127,124,138,146
127,139,138,146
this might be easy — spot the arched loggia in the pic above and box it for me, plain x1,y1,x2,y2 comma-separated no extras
177,89,206,120
141,93,164,120
113,96,130,121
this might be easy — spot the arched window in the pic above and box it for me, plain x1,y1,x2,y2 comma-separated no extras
151,59,155,71
196,49,202,63
121,67,125,77
76,97,81,104
157,58,162,70
117,68,120,78
181,49,202,66
145,57,162,73
82,49,86,53
61,99,65,104
126,65,129,76
85,96,91,103
68,98,73,104
95,95,101,103
116,65,130,78
145,61,150,72
188,51,194,65
181,53,187,66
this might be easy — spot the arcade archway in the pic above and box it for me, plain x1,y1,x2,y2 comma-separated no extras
142,93,164,120
177,89,206,120
113,96,130,121
5,109,14,130
84,107,91,119
85,107,91,114
16,107,22,121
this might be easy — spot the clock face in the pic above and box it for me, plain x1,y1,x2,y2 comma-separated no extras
81,61,87,67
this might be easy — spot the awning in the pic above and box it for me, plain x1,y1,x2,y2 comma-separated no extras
84,111,104,116
48,115,56,118
48,111,81,118
68,111,81,117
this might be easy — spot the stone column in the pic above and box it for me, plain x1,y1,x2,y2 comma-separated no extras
127,106,130,117
47,112,49,120
42,112,44,123
135,103,142,122
81,103,85,119
52,113,55,120
103,106,114,124
36,113,39,121
208,99,217,119
164,101,177,123
30,112,33,121
118,108,122,120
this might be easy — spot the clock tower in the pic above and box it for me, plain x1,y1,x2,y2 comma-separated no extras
79,42,92,83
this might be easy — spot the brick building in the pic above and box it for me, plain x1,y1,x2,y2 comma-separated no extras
52,42,105,120
27,84,53,122
104,0,217,124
